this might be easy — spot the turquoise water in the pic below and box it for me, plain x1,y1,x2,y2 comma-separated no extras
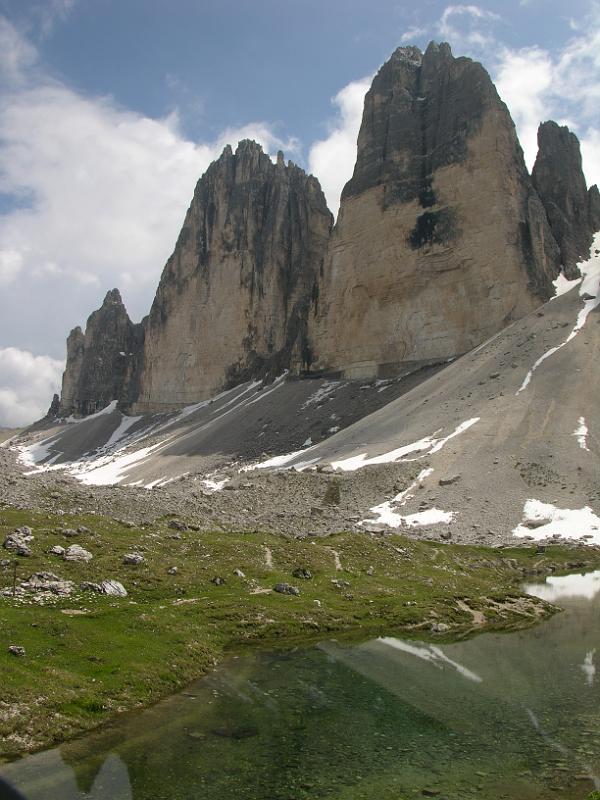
2,571,600,799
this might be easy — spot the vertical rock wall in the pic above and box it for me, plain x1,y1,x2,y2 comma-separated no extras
532,120,600,278
58,289,144,417
132,141,332,412
308,42,561,380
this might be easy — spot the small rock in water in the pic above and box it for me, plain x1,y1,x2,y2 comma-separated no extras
8,645,26,657
123,552,144,565
63,545,93,562
273,583,300,596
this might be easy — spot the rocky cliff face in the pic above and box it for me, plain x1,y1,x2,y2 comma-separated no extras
308,42,561,380
131,141,332,412
58,289,144,417
532,121,600,278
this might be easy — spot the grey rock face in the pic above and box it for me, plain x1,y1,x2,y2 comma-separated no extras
309,41,561,380
532,121,600,277
132,140,333,412
58,288,145,417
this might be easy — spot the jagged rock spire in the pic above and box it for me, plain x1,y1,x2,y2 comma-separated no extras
532,120,600,278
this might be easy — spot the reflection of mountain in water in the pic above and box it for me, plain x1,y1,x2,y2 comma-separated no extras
2,572,600,800
0,751,131,800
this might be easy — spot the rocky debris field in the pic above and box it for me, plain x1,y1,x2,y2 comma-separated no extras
0,442,567,548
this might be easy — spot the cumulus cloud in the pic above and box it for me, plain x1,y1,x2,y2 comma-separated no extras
0,15,300,426
494,47,554,167
0,347,64,427
437,5,501,50
494,14,600,182
308,78,371,217
399,26,428,44
0,16,37,84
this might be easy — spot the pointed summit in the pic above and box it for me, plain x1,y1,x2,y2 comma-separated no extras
532,120,600,277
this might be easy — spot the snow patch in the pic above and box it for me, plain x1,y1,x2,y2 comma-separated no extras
552,273,581,297
513,499,600,545
331,418,480,471
574,417,589,451
104,414,142,449
361,467,453,529
301,381,342,409
201,477,229,493
518,235,600,394
242,450,305,471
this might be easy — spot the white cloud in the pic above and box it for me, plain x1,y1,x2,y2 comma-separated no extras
308,77,371,217
0,249,23,283
0,16,299,423
399,26,428,43
0,347,64,427
437,5,501,50
0,17,37,84
494,47,554,168
35,0,78,38
493,12,600,186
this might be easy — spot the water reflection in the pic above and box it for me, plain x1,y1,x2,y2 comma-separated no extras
1,752,131,800
2,572,600,800
523,568,600,601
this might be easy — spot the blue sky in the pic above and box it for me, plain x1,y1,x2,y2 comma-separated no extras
0,0,599,425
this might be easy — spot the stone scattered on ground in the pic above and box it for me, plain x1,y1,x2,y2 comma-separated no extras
273,583,300,596
123,552,144,565
100,580,127,597
292,568,312,580
63,545,93,562
8,645,25,657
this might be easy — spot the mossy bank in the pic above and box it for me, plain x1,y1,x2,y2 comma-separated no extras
2,505,599,760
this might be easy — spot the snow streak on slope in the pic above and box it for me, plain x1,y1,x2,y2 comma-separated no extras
331,418,480,471
518,234,600,395
574,417,589,451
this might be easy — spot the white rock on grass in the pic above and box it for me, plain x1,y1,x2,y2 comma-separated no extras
123,553,144,565
63,545,93,562
101,580,127,597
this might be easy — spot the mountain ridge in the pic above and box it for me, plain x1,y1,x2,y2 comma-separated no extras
54,41,600,419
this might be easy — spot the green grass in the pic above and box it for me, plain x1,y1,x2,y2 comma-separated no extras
1,505,599,759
